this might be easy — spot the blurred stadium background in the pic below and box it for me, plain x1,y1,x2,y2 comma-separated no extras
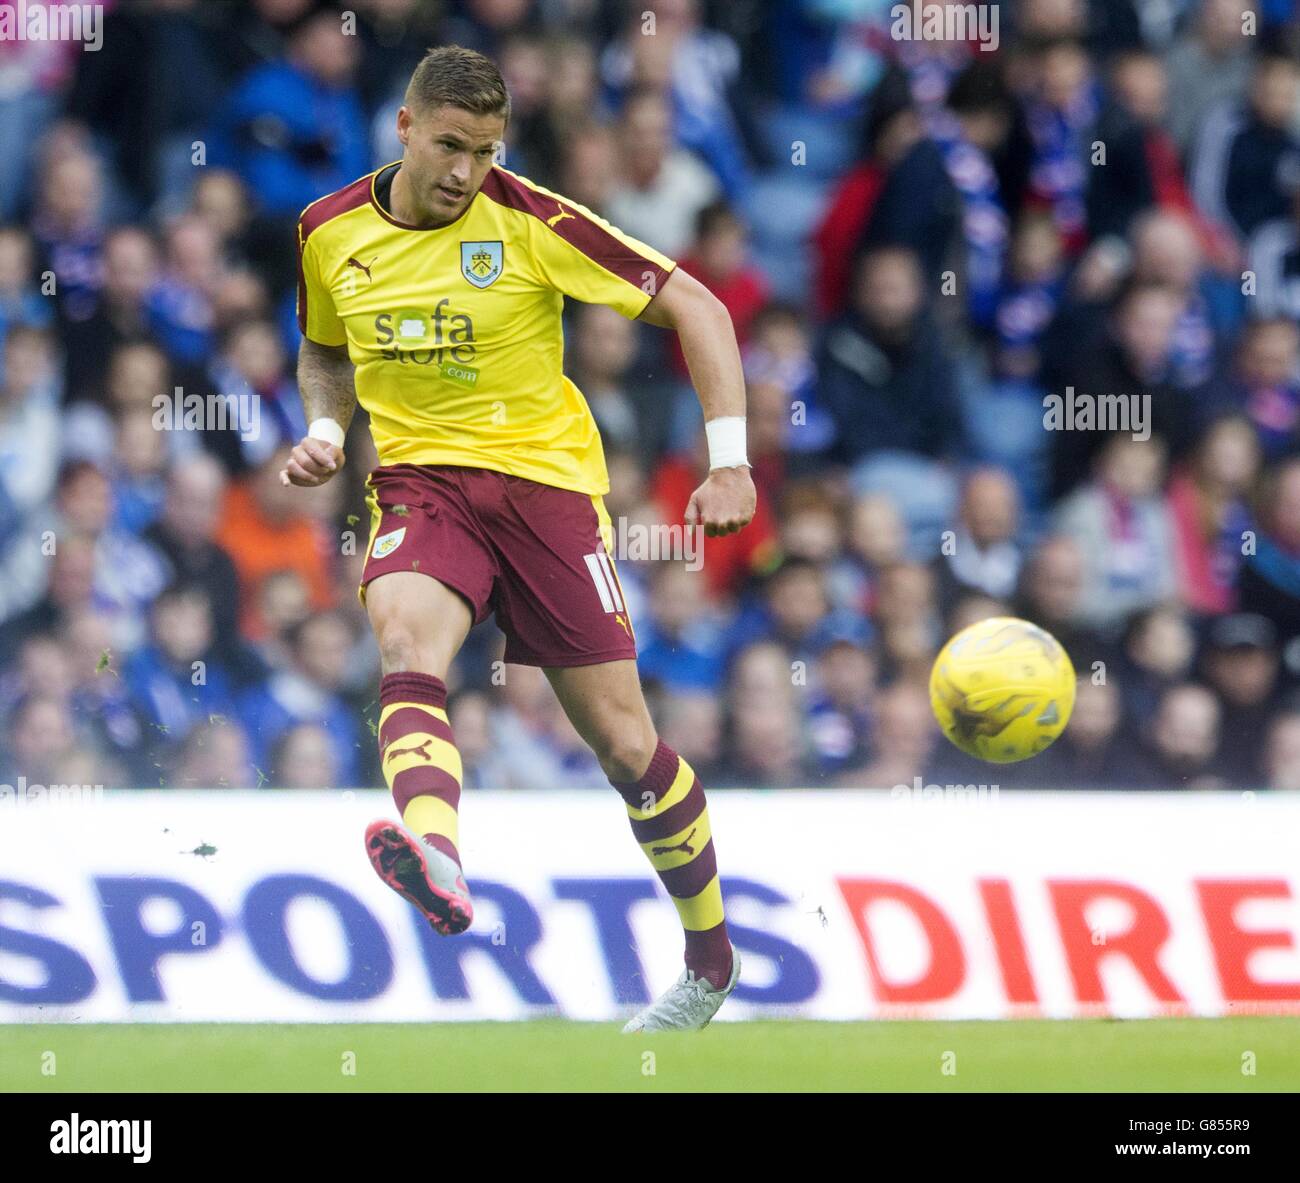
2,0,1300,1069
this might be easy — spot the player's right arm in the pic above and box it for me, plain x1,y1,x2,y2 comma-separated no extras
281,338,356,487
282,211,357,488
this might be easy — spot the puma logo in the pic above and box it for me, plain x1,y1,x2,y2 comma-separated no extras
652,826,697,857
546,206,576,228
386,738,434,763
614,613,631,638
346,255,378,281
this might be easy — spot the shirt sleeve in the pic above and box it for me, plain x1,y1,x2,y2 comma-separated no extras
296,217,348,346
527,196,676,319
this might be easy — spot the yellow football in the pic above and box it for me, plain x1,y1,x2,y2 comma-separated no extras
929,616,1076,763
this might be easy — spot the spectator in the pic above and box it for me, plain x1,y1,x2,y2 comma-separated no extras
674,201,770,364
206,317,306,470
271,722,340,789
1263,709,1300,790
843,681,935,788
0,225,54,347
1236,457,1300,656
603,85,720,258
935,467,1024,607
1247,188,1300,323
1034,677,1127,788
992,210,1066,380
449,689,511,790
567,303,642,455
207,6,368,220
555,122,619,215
1164,0,1255,155
124,582,238,757
743,302,832,457
59,227,160,405
1,458,169,658
1166,415,1259,614
1014,533,1099,668
144,454,243,666
1054,435,1179,637
1228,319,1300,458
818,246,962,465
807,634,876,777
1046,280,1202,497
1190,50,1300,242
738,557,845,667
236,610,364,786
1124,682,1227,789
635,561,726,693
0,325,60,548
172,717,256,789
146,215,223,367
941,60,1020,304
719,641,805,787
216,450,335,640
1201,613,1281,784
2,694,79,786
31,147,105,322
812,81,922,320
1020,37,1100,257
831,491,907,618
656,688,725,785
600,0,751,200
1116,603,1197,727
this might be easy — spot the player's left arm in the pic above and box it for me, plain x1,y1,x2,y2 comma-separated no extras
640,269,756,537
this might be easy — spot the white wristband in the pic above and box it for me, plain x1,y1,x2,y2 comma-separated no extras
705,416,748,470
308,418,345,449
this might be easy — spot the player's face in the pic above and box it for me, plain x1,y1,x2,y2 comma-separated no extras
397,104,506,223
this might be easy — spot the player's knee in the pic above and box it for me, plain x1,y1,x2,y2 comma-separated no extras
595,727,658,783
374,623,425,675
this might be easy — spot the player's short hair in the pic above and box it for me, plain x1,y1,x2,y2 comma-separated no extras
405,45,511,124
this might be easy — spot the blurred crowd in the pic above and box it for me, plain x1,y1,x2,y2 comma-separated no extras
4,0,1300,792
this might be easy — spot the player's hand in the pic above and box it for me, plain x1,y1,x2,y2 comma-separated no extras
685,466,756,537
280,436,345,487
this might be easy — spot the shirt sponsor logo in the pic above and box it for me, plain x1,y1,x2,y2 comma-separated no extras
374,303,481,386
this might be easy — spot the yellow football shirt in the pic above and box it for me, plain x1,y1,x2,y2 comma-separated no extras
296,163,676,495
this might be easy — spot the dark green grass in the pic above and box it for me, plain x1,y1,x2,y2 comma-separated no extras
2,1018,1296,1092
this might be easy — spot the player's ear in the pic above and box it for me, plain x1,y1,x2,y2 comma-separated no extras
396,105,412,146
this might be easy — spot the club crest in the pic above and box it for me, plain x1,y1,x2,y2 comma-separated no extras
461,240,503,288
371,527,406,559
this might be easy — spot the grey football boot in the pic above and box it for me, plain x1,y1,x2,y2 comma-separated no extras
622,949,741,1033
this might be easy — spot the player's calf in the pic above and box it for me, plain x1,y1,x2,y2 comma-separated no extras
368,670,473,935
610,739,734,991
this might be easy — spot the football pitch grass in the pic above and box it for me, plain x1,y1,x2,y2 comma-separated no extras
2,1018,1297,1092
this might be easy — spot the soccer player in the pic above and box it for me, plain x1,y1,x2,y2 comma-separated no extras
283,46,755,1031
